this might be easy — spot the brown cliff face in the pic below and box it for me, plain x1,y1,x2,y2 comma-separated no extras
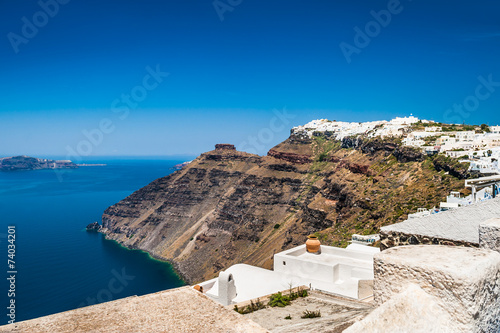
101,135,468,283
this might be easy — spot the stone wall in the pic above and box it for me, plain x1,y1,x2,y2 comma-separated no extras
379,230,478,251
346,245,500,333
479,218,500,253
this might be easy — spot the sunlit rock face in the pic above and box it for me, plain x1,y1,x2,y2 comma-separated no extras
372,245,500,333
99,129,470,284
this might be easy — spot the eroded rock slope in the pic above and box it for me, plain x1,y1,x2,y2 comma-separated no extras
101,135,469,283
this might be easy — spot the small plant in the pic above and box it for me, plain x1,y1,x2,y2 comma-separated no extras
274,223,280,229
284,315,292,320
233,299,266,314
268,287,308,308
318,152,328,162
301,310,321,319
288,286,307,301
268,292,290,307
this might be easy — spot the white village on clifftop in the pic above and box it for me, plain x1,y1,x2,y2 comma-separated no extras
295,116,500,217
294,116,500,175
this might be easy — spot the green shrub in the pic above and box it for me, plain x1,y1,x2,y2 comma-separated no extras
318,152,328,162
233,299,266,314
268,292,290,307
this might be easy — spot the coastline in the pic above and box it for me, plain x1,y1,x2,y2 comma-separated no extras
97,230,190,285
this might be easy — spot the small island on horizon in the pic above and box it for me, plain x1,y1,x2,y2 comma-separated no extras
0,155,78,171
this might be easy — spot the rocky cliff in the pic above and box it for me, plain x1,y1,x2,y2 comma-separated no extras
100,134,469,283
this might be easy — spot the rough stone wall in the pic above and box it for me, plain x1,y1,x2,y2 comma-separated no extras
345,284,458,333
373,246,500,333
379,230,479,251
479,219,500,253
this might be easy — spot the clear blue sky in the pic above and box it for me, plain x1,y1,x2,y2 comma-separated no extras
1,0,499,157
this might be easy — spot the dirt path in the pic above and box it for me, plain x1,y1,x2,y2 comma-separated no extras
176,209,215,259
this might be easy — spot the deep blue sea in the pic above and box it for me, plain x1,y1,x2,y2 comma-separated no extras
0,158,193,324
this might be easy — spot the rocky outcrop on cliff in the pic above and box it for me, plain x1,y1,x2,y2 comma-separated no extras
267,149,312,164
431,154,477,180
100,134,468,283
342,137,424,163
86,222,101,231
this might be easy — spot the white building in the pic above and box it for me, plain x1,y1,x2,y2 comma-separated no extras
273,243,377,299
446,150,469,158
389,116,419,125
436,136,456,146
402,137,425,147
456,131,475,142
490,125,500,134
478,133,500,148
198,242,379,305
470,159,499,174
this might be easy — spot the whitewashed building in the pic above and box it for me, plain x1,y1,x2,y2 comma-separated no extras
490,125,500,134
425,126,442,132
456,131,475,142
198,242,379,305
470,159,499,174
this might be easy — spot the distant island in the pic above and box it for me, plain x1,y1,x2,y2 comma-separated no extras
0,156,78,171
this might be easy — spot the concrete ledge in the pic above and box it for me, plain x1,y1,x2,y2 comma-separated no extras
373,245,500,333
